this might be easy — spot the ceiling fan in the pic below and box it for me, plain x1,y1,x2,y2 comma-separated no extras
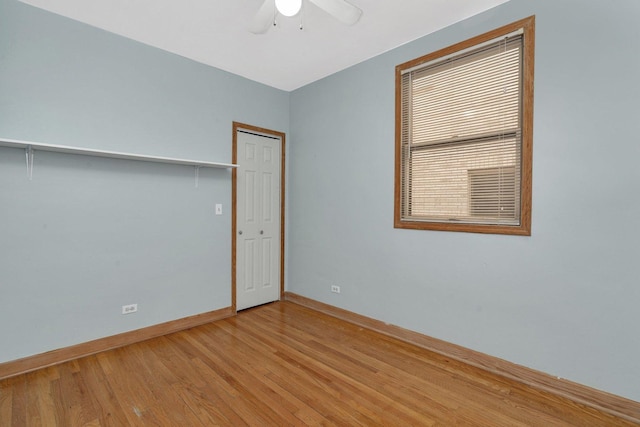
249,0,362,34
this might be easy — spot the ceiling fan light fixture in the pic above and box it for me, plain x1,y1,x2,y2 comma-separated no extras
275,0,302,17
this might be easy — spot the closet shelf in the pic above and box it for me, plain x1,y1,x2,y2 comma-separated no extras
0,137,237,169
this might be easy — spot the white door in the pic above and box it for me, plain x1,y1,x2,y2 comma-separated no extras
236,130,281,311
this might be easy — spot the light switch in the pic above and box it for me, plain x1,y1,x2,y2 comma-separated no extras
215,204,222,215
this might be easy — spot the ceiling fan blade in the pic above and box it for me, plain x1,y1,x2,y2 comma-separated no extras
249,0,276,34
308,0,362,25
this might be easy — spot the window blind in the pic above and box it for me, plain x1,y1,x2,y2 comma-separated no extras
400,33,523,226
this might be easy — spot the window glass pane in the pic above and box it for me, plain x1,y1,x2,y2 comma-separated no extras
411,41,521,146
408,136,520,225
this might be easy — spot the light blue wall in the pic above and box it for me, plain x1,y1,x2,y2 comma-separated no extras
289,0,640,401
0,0,288,362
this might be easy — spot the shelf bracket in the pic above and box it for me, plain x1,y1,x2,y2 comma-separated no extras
25,145,34,180
194,166,201,188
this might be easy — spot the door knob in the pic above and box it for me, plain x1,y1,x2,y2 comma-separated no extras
238,230,243,235
260,230,264,235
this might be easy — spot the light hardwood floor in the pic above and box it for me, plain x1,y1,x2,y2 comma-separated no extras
0,301,636,426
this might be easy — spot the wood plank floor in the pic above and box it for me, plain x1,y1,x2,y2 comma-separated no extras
0,301,636,426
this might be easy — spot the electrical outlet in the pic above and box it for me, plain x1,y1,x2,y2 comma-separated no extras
122,304,138,314
331,285,341,294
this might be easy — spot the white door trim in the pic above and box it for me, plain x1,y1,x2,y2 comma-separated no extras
232,122,285,312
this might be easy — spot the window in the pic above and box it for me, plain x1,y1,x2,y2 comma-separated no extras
394,16,534,235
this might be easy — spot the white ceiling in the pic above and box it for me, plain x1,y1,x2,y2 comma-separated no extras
19,0,510,92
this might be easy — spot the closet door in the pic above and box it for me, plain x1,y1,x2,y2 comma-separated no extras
235,129,281,311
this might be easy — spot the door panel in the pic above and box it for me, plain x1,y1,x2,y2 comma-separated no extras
244,170,256,223
262,237,272,287
244,238,256,292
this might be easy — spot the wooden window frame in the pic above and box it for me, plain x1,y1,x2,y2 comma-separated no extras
394,16,535,236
